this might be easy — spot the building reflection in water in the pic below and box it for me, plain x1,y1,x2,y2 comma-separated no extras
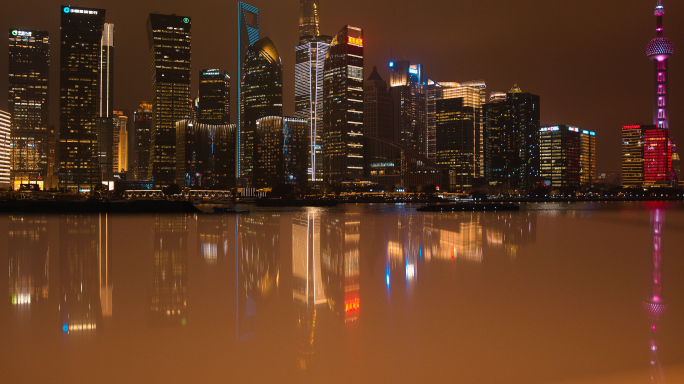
150,215,189,326
385,212,537,290
8,215,49,311
292,209,326,371
321,213,360,323
197,215,232,266
643,209,667,383
59,215,102,334
236,213,280,342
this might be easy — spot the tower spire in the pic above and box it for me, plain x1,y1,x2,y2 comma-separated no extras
655,0,664,37
299,0,320,43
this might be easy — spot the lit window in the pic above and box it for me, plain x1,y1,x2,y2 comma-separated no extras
657,72,666,82
657,85,666,95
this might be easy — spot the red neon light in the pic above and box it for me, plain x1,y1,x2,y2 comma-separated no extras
622,125,642,129
348,37,363,46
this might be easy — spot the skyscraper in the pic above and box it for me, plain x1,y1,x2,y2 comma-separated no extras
390,60,426,153
254,116,309,189
621,124,649,188
132,102,152,180
198,69,230,125
295,0,329,185
175,120,236,189
0,110,10,188
112,111,128,173
241,37,283,184
95,23,115,175
8,29,50,190
483,85,540,190
59,6,106,192
299,0,320,41
363,66,394,142
237,2,260,181
539,125,596,189
147,13,191,187
322,25,364,184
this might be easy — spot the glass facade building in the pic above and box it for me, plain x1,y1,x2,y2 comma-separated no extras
483,85,540,190
241,37,283,184
363,66,394,143
58,6,106,191
198,69,230,125
132,102,152,180
147,13,192,187
8,29,50,190
237,2,260,180
175,120,236,189
539,125,596,189
254,117,309,189
322,25,364,184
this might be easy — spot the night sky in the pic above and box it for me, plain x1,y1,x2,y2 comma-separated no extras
1,0,682,172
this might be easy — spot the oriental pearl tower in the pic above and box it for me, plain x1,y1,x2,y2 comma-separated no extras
647,1,674,131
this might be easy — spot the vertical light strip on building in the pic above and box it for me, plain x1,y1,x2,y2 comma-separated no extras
0,111,11,187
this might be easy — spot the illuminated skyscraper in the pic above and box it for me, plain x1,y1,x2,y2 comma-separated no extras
8,29,50,190
648,1,673,132
147,13,191,187
58,6,106,191
112,111,128,173
299,0,320,41
95,23,115,174
539,125,596,188
254,116,308,188
241,37,283,184
621,124,672,188
198,69,230,125
390,60,426,153
237,2,260,181
322,25,364,184
483,85,540,190
434,83,484,190
0,110,10,188
295,0,329,185
175,120,236,188
132,102,152,180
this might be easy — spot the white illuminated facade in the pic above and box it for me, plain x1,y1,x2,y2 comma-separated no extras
0,111,11,188
295,39,330,185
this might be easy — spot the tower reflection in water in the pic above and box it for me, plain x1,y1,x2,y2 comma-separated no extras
236,213,280,342
643,209,667,383
150,215,189,326
59,215,104,334
8,215,49,311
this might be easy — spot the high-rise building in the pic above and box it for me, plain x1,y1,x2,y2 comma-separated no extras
644,127,672,186
322,25,364,184
435,97,478,190
8,29,50,190
175,120,236,189
132,102,152,180
390,60,426,153
295,0,329,186
433,82,485,190
363,66,394,142
622,124,649,188
483,85,540,190
95,23,115,175
299,0,320,41
58,6,106,192
241,37,283,184
0,110,11,188
237,2,260,180
198,69,230,125
539,125,596,189
254,116,309,189
147,13,192,187
112,111,128,173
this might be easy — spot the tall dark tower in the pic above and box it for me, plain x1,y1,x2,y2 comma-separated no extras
647,1,674,131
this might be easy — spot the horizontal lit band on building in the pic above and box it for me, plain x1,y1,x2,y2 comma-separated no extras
63,7,98,15
63,323,97,332
11,30,33,37
541,126,595,136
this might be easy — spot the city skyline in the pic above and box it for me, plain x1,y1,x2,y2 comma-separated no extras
0,1,681,173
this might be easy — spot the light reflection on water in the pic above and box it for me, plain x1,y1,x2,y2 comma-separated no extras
1,202,683,383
